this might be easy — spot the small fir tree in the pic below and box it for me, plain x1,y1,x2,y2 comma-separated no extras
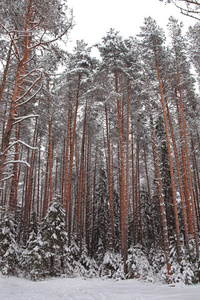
21,212,45,280
0,210,20,276
41,199,69,277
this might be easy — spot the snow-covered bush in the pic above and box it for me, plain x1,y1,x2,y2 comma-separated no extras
127,244,154,282
78,245,99,278
169,239,199,284
68,242,99,278
100,251,125,280
149,246,168,282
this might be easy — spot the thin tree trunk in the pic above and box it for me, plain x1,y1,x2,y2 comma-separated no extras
165,97,189,248
105,103,116,251
91,148,97,258
191,137,200,230
8,124,20,214
143,143,155,241
176,63,199,258
77,103,87,244
131,127,136,245
67,74,81,245
37,140,41,217
42,148,49,218
136,140,143,245
85,136,91,252
175,90,193,237
63,103,71,210
126,78,130,237
48,118,53,206
115,71,128,273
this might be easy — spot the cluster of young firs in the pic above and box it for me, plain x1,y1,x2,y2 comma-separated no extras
0,200,199,284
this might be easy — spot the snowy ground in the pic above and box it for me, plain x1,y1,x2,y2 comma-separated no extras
0,274,200,300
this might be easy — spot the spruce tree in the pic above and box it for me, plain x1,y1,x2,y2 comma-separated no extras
41,199,69,277
0,210,20,276
21,212,44,280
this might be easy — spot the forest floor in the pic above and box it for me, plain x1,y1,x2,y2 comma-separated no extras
0,273,200,300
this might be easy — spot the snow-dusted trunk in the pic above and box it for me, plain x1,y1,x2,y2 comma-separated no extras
143,143,155,241
191,137,200,230
105,103,116,252
8,124,20,213
125,78,130,240
175,91,193,237
85,136,91,252
66,74,81,246
131,127,136,244
165,96,189,248
136,140,143,245
77,103,87,247
63,103,72,212
115,71,128,273
48,118,53,207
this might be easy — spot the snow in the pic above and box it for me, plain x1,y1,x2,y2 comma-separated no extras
0,274,200,300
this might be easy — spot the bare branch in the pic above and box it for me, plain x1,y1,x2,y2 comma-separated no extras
0,23,21,62
29,21,73,50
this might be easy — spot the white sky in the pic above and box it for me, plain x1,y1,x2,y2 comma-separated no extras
67,0,197,54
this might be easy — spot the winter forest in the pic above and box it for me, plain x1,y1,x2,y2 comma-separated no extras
0,0,200,284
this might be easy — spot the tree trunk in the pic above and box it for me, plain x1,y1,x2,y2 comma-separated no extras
105,103,116,252
165,97,189,248
115,71,128,273
176,63,199,258
66,74,81,245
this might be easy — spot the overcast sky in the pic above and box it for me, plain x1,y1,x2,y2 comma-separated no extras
67,0,197,54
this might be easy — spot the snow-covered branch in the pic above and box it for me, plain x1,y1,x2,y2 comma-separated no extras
3,140,37,154
4,160,30,168
0,174,14,182
13,114,39,125
16,72,42,103
16,84,42,108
